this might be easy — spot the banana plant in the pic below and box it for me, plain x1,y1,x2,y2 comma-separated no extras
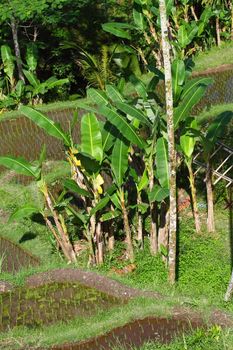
23,70,69,105
25,42,38,72
110,137,135,262
180,118,201,233
83,79,169,257
102,0,164,67
82,83,155,259
19,105,112,265
1,45,15,93
198,111,233,233
0,80,25,110
173,21,199,58
0,148,77,263
129,165,149,250
171,59,213,128
0,43,68,109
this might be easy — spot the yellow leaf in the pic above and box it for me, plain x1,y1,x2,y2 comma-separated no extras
93,174,104,194
97,186,103,194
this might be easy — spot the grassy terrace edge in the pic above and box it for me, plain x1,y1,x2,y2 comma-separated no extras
193,42,233,72
0,98,88,121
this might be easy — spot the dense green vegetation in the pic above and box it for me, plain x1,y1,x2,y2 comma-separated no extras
0,1,233,349
0,0,233,109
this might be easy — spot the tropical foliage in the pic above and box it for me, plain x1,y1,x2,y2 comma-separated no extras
0,0,232,291
0,0,232,110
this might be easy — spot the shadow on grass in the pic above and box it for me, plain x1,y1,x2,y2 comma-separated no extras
19,231,38,243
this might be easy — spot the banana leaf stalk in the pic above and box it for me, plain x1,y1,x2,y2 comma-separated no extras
119,188,134,263
42,185,77,263
186,161,201,233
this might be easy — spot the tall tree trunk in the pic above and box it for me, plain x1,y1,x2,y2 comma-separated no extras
120,189,134,262
216,16,221,47
206,160,215,233
187,162,201,233
159,0,177,284
10,17,25,83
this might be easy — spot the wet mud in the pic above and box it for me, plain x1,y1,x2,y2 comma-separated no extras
38,315,204,350
0,281,123,331
0,235,39,273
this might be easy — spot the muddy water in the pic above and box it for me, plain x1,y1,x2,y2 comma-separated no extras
0,236,39,273
37,316,204,350
0,108,78,183
0,282,123,331
193,66,233,113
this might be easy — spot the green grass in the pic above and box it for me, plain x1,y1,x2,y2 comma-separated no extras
194,42,233,72
94,206,232,311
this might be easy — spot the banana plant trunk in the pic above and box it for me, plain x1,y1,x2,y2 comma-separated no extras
187,162,201,233
108,234,115,251
206,159,215,233
108,205,115,251
137,192,144,249
191,6,198,21
120,189,134,262
44,188,77,263
96,222,104,265
149,171,158,255
216,16,221,46
71,161,96,264
10,17,25,83
159,0,177,284
158,202,169,265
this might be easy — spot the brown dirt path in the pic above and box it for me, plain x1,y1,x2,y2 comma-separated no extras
26,268,162,299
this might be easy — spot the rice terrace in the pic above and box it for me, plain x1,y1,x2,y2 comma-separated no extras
0,1,233,349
